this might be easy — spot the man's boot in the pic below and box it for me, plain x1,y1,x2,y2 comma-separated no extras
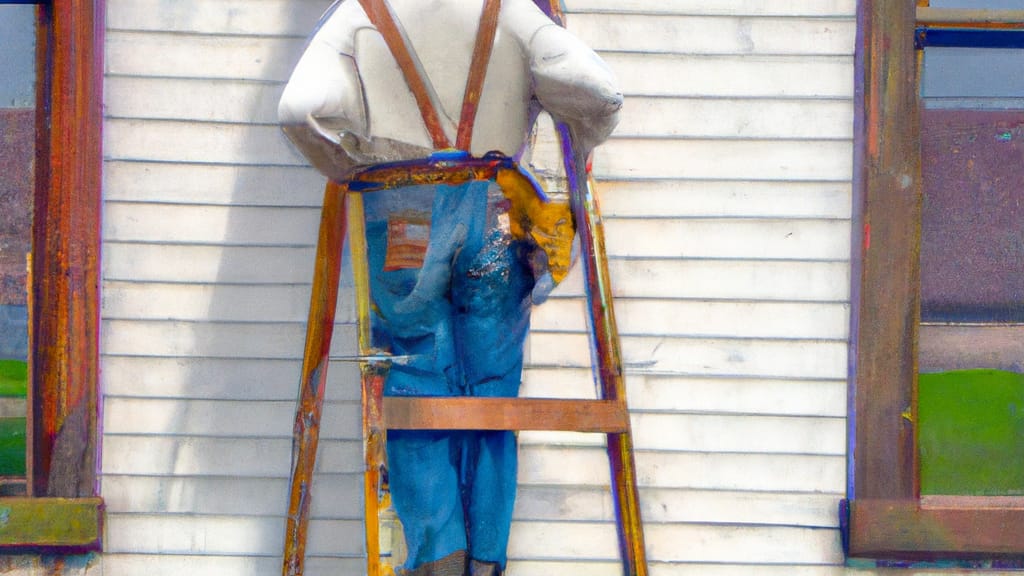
468,559,502,576
400,550,467,576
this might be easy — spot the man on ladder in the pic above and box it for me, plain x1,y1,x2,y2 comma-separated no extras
279,1,621,574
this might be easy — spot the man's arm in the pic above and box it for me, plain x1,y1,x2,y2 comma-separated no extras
278,3,378,181
503,0,623,156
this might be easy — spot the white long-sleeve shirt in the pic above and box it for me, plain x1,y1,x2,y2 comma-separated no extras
278,0,622,180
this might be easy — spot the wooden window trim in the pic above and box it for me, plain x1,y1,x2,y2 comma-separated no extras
844,0,1024,560
0,0,104,552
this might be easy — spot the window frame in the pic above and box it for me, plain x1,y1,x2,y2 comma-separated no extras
0,0,103,551
843,0,1024,561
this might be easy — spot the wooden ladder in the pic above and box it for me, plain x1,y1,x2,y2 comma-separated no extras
281,150,648,576
282,3,644,574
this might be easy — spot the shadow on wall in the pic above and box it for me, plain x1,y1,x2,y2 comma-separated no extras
100,1,363,574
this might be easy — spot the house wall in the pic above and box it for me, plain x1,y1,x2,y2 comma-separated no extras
51,0,1012,575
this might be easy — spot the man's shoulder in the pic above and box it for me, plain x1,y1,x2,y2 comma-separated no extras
311,0,374,55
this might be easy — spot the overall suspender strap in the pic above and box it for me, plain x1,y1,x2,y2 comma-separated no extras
456,0,502,151
357,0,452,149
357,0,502,152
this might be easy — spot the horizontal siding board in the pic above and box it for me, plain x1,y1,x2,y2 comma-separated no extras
557,259,850,301
102,398,360,440
595,180,852,220
642,524,842,564
507,563,848,576
100,319,357,359
105,0,331,36
532,300,849,339
102,282,338,323
508,521,618,560
630,413,844,455
103,161,325,207
567,0,854,17
626,376,846,417
513,486,838,528
104,120,302,166
520,447,844,493
596,138,852,182
568,14,855,55
102,243,318,284
105,31,304,82
102,554,365,576
104,514,363,556
528,333,847,379
101,474,362,519
102,436,362,476
105,76,286,125
602,218,850,260
103,202,318,245
100,356,360,401
606,53,854,98
615,98,853,140
522,370,847,417
508,522,842,564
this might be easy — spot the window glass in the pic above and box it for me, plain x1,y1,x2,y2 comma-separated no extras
917,28,1024,496
0,4,35,485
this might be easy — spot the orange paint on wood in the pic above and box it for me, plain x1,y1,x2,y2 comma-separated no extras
383,397,629,433
283,182,348,576
31,0,104,501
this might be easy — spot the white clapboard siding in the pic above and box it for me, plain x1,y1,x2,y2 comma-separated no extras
95,0,860,574
596,181,853,219
100,356,360,401
102,398,360,439
105,0,331,36
606,54,853,98
101,474,363,518
568,0,854,16
596,138,853,181
512,485,839,528
521,448,845,493
103,435,362,477
104,514,363,556
103,161,326,207
567,14,855,55
105,76,287,125
105,31,305,82
532,300,850,340
102,554,364,576
101,319,356,359
521,369,847,417
615,98,854,140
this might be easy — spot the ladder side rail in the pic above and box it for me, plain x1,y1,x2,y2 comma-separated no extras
558,122,649,576
283,182,349,576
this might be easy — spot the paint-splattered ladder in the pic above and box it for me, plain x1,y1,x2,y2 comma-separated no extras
282,162,648,576
281,2,646,575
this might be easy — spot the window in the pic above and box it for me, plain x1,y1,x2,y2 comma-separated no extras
843,0,1024,561
0,0,103,550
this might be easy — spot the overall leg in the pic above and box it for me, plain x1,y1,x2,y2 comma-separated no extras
366,184,481,574
452,183,536,570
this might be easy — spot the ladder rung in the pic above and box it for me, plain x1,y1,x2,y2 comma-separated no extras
382,397,630,433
